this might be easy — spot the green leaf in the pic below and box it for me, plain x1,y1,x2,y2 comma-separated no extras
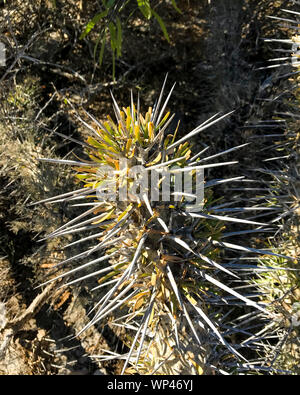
106,0,116,7
116,17,122,58
151,9,170,43
93,30,103,60
171,0,182,14
80,10,108,40
137,0,152,20
109,21,117,50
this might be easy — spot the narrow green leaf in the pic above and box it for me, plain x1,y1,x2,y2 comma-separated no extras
151,9,170,43
80,10,109,40
116,17,122,58
106,0,116,7
109,21,117,50
99,30,106,66
171,0,182,14
137,0,152,20
112,49,116,81
108,21,117,79
93,32,103,60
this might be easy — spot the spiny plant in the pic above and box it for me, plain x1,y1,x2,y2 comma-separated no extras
249,237,300,374
32,76,294,375
260,8,300,72
248,2,300,374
